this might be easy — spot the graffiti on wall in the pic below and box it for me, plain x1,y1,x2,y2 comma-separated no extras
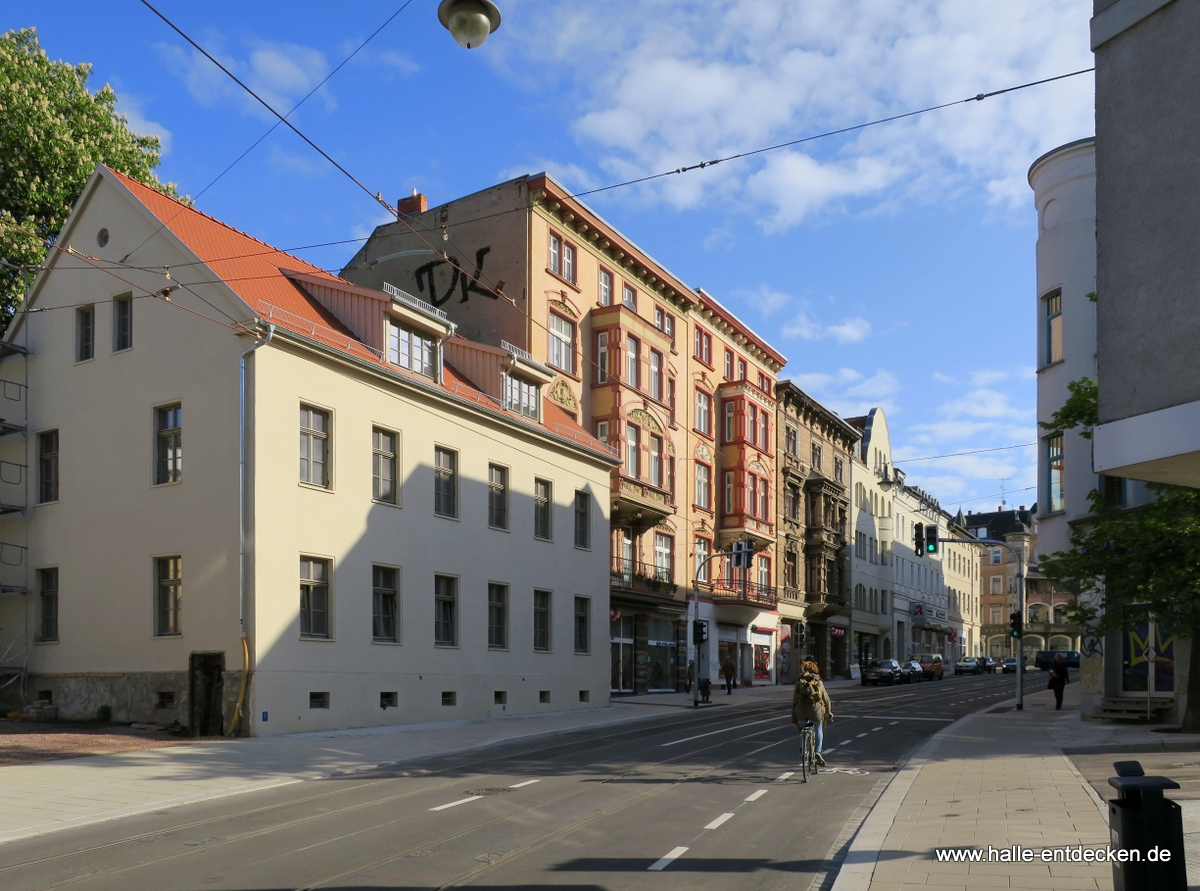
414,246,506,307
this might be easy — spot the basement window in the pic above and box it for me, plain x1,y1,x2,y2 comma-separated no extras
494,691,507,705
579,690,590,703
155,691,175,709
309,692,330,709
37,690,52,704
380,691,397,709
539,691,551,704
441,691,457,707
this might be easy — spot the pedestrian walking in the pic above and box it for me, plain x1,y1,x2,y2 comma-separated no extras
686,660,695,693
1048,652,1070,710
722,657,736,694
792,660,834,766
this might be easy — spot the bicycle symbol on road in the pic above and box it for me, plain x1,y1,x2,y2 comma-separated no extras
819,767,869,776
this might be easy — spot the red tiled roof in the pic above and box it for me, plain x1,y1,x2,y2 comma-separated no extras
106,168,616,462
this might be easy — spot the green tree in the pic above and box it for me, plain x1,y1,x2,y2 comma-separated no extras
0,28,179,328
1038,375,1200,728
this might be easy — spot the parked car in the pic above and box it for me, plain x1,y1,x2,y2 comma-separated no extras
1034,650,1082,671
980,656,999,673
913,653,944,680
954,657,983,675
898,660,924,684
862,659,903,685
1001,657,1027,673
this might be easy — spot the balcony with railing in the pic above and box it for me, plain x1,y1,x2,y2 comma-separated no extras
611,556,679,598
700,576,778,609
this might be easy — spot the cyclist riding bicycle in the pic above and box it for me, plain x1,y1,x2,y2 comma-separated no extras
791,660,834,766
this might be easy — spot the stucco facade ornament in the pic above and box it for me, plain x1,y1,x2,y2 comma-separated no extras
695,442,712,463
547,379,578,410
750,459,769,476
627,408,663,433
548,297,578,319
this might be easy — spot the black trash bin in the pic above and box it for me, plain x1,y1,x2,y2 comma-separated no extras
1108,761,1186,891
698,677,711,703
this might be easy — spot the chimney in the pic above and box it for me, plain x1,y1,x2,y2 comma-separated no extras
396,188,428,217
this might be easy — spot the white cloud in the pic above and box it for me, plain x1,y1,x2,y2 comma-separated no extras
116,96,173,155
783,308,871,344
496,0,1094,228
786,367,900,418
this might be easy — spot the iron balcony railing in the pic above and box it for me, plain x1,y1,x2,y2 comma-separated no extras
611,556,677,594
705,577,778,608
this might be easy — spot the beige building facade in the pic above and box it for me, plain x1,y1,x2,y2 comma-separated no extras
0,166,617,735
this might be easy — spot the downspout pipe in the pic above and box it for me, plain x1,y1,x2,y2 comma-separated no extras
230,324,274,737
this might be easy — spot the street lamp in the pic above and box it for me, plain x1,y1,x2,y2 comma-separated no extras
438,0,502,49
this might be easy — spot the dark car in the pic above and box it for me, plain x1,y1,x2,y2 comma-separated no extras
980,656,999,673
1001,657,1027,673
898,660,924,684
1034,650,1082,671
913,653,944,680
862,659,903,686
954,657,982,676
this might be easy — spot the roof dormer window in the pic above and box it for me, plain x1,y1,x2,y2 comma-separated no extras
505,374,540,420
388,320,436,378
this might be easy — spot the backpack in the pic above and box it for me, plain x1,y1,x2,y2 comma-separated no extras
798,673,822,704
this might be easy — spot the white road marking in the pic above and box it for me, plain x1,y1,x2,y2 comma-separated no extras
838,740,852,746
660,716,781,746
430,795,483,811
704,813,735,830
745,789,768,802
775,771,794,782
889,721,899,725
850,715,954,722
872,727,884,732
648,846,689,871
855,733,868,738
509,780,540,788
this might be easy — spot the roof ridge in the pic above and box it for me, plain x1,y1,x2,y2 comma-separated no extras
105,166,336,281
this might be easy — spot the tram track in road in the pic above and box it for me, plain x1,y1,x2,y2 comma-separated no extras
7,702,802,891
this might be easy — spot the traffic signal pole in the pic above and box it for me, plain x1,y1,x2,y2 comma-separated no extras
691,540,751,708
939,535,1026,710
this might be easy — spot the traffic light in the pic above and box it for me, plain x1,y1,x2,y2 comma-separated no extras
925,525,939,556
692,620,709,644
1009,611,1023,639
913,522,925,556
731,540,752,569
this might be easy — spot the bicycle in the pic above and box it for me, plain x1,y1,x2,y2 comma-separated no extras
798,720,818,782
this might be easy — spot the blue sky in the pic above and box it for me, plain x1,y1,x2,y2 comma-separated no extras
15,0,1096,514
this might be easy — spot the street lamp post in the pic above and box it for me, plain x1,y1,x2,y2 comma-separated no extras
438,0,502,49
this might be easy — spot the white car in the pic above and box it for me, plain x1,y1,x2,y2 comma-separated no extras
954,657,982,675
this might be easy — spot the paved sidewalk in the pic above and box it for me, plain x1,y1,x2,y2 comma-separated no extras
0,684,792,845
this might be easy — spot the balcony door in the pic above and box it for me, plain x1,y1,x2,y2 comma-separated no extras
610,614,635,693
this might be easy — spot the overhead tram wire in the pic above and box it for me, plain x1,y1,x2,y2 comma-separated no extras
896,443,1037,463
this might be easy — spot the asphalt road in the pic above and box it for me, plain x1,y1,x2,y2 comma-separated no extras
0,672,1022,891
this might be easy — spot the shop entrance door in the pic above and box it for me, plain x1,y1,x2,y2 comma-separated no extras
610,614,635,693
1120,620,1175,696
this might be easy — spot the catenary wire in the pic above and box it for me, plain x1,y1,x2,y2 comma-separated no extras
895,443,1037,463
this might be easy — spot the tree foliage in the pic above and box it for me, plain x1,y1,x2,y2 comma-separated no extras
1039,377,1098,439
0,28,180,328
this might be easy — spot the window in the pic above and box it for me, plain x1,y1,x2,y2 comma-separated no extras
372,565,398,642
663,313,674,342
599,269,613,306
693,327,711,364
622,284,637,310
1045,289,1063,365
668,378,676,423
488,583,508,649
834,457,844,483
724,470,735,514
990,576,1002,594
574,597,590,653
113,294,133,351
381,691,398,708
649,350,662,400
654,534,672,580
38,430,59,503
786,483,801,521
299,406,330,488
488,464,508,529
574,491,590,548
737,359,746,381
442,691,456,706
724,350,734,379
434,575,457,646
758,556,770,588
695,463,711,510
549,232,561,275
695,389,711,435
759,411,769,450
760,478,769,518
434,447,457,517
785,426,798,456
38,568,58,642
758,371,770,392
668,455,676,499
549,313,574,374
562,243,576,284
310,692,330,709
388,321,436,377
1101,474,1125,507
785,550,798,588
505,374,540,419
625,424,640,478
747,474,757,517
596,420,609,441
534,478,553,540
1046,433,1064,512
625,335,639,387
75,306,94,362
372,428,397,503
300,557,329,638
695,537,711,582
991,548,1002,565
649,435,662,487
990,606,1002,624
154,404,183,485
534,590,551,651
596,332,609,383
724,401,735,443
748,405,758,447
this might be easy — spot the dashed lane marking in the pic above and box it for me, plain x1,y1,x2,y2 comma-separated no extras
509,780,540,788
660,716,781,746
648,846,689,871
775,772,794,782
889,721,899,725
429,795,483,812
704,813,735,830
745,789,768,802
855,733,869,738
872,727,884,732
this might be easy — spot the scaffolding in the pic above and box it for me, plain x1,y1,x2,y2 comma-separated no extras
0,339,30,705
